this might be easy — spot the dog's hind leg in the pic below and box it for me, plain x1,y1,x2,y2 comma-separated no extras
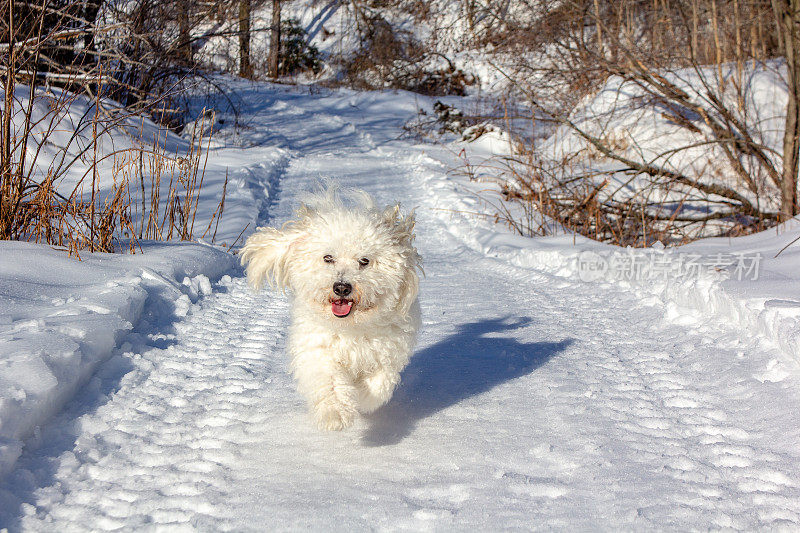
293,354,358,431
355,368,401,414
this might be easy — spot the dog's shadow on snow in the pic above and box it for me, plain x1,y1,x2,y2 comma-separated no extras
361,316,572,446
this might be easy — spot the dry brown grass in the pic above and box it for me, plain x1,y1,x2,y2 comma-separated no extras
0,96,222,258
450,134,773,248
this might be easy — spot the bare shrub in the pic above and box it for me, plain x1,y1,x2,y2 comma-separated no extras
0,83,220,255
456,0,800,246
0,1,231,255
339,4,475,95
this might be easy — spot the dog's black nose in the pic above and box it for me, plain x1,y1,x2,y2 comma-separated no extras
333,282,352,297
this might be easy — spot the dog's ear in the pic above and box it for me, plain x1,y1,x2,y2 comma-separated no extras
382,204,422,314
397,262,420,315
381,204,416,247
239,225,304,291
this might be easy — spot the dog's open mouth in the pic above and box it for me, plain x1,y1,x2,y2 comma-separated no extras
331,299,354,318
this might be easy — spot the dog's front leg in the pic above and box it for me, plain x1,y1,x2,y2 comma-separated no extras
293,354,358,431
356,367,401,414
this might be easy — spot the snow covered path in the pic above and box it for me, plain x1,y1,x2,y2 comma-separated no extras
3,85,800,531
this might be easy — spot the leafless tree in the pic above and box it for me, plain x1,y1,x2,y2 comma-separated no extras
178,1,194,64
772,0,800,220
268,0,281,79
239,0,253,78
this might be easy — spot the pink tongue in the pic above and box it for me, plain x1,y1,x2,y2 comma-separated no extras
332,300,353,317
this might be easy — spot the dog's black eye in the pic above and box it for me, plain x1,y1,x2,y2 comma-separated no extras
358,257,370,267
323,255,334,264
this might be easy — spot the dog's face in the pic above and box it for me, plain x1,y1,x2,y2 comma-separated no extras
291,213,417,322
240,188,421,326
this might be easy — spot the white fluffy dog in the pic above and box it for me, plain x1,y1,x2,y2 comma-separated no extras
240,185,422,430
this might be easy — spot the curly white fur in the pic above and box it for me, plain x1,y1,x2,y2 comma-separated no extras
240,185,422,430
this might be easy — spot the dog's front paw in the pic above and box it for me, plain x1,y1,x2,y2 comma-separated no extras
314,400,355,431
357,369,400,413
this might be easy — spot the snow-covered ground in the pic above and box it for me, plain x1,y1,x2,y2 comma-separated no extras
1,81,800,530
0,241,235,479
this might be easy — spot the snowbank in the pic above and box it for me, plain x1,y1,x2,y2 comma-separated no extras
401,58,800,374
414,149,800,377
0,241,236,478
535,61,789,221
0,79,292,481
